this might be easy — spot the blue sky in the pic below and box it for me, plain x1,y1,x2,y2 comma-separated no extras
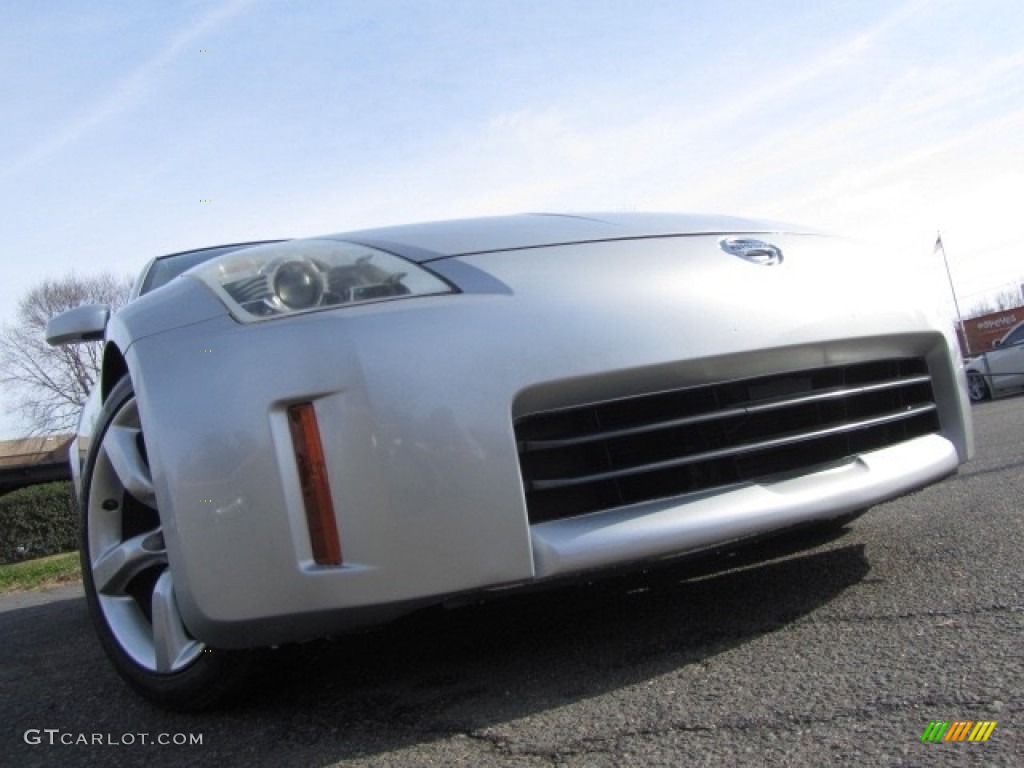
2,0,1023,437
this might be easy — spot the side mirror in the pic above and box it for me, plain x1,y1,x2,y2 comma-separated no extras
45,304,110,346
991,338,1003,349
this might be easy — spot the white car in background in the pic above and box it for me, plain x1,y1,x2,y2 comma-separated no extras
965,321,1024,402
46,212,973,710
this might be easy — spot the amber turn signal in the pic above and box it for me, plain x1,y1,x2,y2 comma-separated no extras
287,402,342,565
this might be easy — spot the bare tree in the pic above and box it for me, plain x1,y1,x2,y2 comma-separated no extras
964,285,1024,320
0,273,133,435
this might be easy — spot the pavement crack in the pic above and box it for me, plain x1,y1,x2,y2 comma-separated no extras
811,602,1022,624
458,694,1014,763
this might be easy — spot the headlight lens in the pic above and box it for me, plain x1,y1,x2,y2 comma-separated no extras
191,239,454,322
271,259,325,310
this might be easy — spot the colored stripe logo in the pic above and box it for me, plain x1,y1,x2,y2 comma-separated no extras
921,721,997,742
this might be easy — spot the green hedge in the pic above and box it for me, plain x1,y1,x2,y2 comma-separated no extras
0,481,78,564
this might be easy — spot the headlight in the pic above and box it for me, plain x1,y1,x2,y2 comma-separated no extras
191,239,454,322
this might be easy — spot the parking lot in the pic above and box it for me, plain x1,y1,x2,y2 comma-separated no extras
3,399,1021,767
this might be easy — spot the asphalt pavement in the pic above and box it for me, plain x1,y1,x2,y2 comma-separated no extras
2,399,1021,767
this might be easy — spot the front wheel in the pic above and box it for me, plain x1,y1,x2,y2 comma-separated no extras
967,372,990,403
80,377,257,710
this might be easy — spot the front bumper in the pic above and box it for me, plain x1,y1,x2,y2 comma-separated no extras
120,236,971,647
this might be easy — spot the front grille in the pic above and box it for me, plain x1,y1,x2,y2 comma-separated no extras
515,357,940,524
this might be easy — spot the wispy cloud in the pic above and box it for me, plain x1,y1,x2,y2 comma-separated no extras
356,0,948,220
2,0,254,181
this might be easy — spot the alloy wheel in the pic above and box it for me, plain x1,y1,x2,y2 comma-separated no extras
85,394,204,673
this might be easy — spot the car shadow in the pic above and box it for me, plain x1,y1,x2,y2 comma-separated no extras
5,526,868,767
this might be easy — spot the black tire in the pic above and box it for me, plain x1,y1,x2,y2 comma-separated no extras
967,372,990,403
80,376,259,710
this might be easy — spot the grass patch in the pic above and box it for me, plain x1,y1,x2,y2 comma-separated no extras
0,551,81,594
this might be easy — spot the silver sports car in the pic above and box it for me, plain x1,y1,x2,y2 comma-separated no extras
47,212,973,709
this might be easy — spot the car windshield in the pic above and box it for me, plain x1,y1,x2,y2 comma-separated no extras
1003,324,1024,346
140,242,282,296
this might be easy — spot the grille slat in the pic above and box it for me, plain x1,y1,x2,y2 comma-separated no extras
519,373,933,452
528,402,937,492
515,358,941,524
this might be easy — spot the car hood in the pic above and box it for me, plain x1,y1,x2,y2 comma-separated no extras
327,212,816,263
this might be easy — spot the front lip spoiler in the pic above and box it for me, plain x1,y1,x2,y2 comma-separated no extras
443,506,866,611
528,434,958,579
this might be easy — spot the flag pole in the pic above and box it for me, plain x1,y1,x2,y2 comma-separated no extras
936,232,971,356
